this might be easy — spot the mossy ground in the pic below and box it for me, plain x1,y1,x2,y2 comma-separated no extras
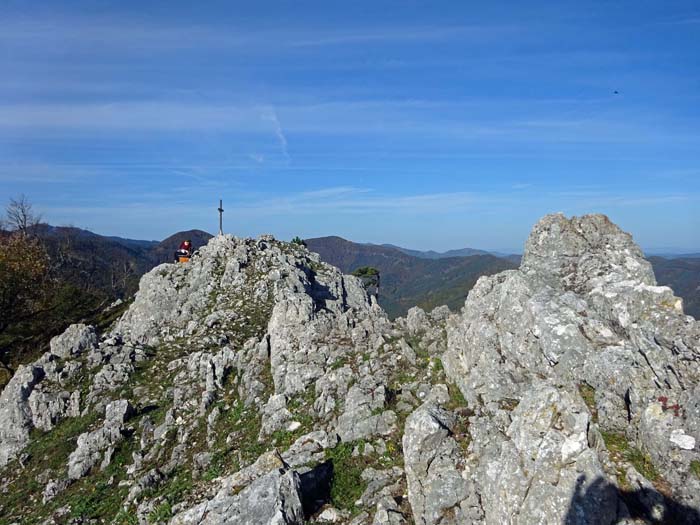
601,431,661,488
578,383,598,423
690,460,700,479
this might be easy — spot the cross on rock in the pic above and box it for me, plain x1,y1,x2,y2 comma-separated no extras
218,199,224,235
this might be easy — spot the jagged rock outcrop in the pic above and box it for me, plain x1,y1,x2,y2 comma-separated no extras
67,399,134,480
171,452,306,525
443,213,700,524
0,215,698,525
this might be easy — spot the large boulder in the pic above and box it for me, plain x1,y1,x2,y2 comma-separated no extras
49,323,97,359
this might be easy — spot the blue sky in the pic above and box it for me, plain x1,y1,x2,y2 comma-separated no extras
1,1,698,252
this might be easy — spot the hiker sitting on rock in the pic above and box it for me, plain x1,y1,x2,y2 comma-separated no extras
178,239,193,256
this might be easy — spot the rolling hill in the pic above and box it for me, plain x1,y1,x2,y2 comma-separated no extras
305,236,517,318
649,256,700,319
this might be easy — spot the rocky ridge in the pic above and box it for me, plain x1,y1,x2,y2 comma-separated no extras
0,214,698,524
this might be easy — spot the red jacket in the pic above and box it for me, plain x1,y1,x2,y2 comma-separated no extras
179,241,192,253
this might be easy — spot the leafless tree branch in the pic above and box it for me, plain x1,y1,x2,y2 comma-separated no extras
6,194,42,236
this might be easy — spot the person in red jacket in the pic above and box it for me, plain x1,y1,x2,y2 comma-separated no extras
175,239,193,262
178,239,193,255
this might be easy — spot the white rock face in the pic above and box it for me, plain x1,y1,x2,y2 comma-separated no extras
441,213,700,523
0,365,44,466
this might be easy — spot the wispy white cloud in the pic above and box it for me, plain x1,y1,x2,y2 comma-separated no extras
233,187,490,216
261,106,290,161
248,154,265,164
288,25,505,47
0,14,505,54
1,99,694,145
229,186,700,218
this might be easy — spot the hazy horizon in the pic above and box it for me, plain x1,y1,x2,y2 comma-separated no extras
1,1,698,251
21,218,700,257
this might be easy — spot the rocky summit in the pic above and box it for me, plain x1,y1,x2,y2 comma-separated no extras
0,214,699,525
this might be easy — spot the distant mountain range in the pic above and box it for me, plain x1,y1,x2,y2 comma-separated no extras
378,243,490,258
648,256,700,319
305,236,518,318
649,253,700,259
33,225,213,298
306,236,699,320
376,243,522,265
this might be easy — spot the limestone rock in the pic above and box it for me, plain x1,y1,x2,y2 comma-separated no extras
170,467,305,524
49,324,97,359
67,399,133,480
444,213,700,521
403,403,473,525
0,364,45,466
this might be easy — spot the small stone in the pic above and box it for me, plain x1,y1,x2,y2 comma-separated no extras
318,507,342,522
669,429,696,450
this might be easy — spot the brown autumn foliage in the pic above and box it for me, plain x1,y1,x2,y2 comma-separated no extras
0,233,51,332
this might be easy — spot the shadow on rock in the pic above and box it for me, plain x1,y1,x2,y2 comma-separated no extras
299,460,333,518
565,475,700,525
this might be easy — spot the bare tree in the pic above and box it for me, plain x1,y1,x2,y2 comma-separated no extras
110,260,135,293
6,195,42,236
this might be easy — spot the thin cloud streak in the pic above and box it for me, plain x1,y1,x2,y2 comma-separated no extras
0,15,507,53
261,107,290,161
0,100,694,145
229,187,700,217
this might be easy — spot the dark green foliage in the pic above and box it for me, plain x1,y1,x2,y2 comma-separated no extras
291,236,307,247
351,266,380,277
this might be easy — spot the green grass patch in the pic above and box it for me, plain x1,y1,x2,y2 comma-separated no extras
144,469,192,521
578,383,598,423
26,411,100,470
330,358,346,370
445,383,467,410
690,460,700,479
148,501,173,523
601,431,660,485
325,442,370,513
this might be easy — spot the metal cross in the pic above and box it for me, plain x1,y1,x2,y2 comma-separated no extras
218,199,224,235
